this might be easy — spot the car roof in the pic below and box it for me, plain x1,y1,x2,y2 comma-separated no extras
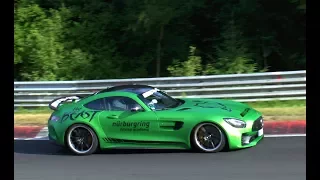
97,84,155,95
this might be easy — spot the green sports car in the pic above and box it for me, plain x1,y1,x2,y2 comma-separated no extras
48,85,264,155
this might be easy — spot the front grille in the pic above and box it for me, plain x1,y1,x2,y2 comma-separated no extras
252,116,263,131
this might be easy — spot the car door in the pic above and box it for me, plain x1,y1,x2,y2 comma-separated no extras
138,92,188,144
98,96,159,143
151,110,188,143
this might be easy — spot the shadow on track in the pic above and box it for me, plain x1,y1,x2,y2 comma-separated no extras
13,140,191,155
14,140,241,156
14,140,72,155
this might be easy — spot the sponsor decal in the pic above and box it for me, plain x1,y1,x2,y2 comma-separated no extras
73,106,82,112
61,109,99,123
112,121,150,132
142,88,159,98
102,137,179,144
194,101,232,112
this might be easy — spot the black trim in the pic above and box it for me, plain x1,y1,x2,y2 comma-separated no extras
176,108,191,111
158,121,184,130
103,137,178,145
174,122,184,130
84,96,147,111
98,85,154,94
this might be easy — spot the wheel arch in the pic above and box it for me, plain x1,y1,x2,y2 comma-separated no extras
63,122,101,149
189,120,230,150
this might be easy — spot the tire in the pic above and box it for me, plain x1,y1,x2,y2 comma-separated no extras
191,122,226,153
65,124,99,155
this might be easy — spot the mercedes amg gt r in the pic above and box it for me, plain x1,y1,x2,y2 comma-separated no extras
48,85,264,155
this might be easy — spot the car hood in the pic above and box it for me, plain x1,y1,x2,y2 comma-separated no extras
174,98,260,119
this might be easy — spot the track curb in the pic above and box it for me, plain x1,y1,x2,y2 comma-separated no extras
14,120,306,139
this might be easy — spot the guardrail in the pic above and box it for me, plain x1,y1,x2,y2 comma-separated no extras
14,70,306,108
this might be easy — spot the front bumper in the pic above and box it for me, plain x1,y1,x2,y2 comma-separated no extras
226,116,264,149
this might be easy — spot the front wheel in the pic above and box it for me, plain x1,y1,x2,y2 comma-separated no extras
65,124,99,155
191,123,226,153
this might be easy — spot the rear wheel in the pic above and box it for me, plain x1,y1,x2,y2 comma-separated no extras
191,123,226,153
65,124,99,155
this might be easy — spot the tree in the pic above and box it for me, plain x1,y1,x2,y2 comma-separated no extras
167,46,203,76
14,2,64,80
14,0,305,81
14,1,93,81
128,0,204,77
205,18,257,74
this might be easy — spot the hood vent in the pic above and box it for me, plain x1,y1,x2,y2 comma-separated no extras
240,108,250,117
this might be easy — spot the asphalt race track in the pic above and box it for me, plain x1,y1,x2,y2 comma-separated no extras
14,137,306,180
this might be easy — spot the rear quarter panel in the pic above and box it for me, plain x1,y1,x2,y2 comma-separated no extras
49,92,152,147
48,103,106,146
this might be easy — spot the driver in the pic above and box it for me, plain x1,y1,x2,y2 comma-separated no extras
112,98,127,110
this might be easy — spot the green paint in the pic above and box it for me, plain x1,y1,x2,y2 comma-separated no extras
48,88,264,152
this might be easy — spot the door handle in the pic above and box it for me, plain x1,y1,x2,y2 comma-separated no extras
107,115,118,119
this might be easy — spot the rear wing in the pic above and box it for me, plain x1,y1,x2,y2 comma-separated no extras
49,96,82,111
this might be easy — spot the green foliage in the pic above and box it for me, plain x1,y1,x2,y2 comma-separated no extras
181,92,187,98
14,0,306,81
246,100,306,108
14,1,92,81
204,19,257,75
56,49,93,80
289,0,306,12
167,46,203,76
14,2,63,80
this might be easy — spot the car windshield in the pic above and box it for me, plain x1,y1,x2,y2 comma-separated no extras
137,89,182,111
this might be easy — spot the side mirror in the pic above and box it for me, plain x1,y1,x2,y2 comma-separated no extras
130,107,143,112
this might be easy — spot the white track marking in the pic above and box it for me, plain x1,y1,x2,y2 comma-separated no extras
264,134,306,137
14,137,49,140
14,127,49,140
35,127,48,138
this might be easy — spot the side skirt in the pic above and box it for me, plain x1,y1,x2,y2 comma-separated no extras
101,137,189,149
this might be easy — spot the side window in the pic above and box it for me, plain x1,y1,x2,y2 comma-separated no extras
105,96,143,111
84,98,107,110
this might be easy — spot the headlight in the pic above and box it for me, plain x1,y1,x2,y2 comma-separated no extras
224,118,246,128
49,115,60,122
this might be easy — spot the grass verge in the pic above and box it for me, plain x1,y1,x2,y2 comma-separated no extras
14,100,306,126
